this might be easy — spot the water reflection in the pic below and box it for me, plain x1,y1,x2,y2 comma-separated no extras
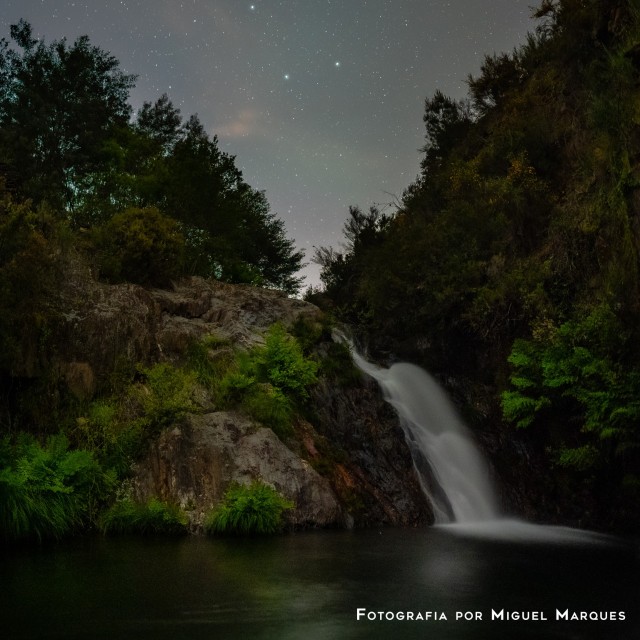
1,528,638,640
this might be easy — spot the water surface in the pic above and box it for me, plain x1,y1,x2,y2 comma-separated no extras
2,527,638,639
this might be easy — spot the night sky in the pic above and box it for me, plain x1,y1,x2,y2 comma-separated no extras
1,1,538,287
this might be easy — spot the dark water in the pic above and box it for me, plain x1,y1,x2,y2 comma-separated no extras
2,526,639,640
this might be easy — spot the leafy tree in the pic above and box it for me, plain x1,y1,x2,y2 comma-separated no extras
0,19,135,212
160,114,304,292
420,90,473,173
136,93,182,151
0,182,61,376
0,22,304,294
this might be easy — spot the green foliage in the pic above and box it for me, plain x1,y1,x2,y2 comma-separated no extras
185,333,234,391
289,315,331,354
0,21,303,293
553,445,601,472
67,361,198,473
502,305,640,472
0,434,114,542
213,325,318,437
67,399,135,476
100,497,187,535
0,20,135,210
0,187,62,376
253,324,319,401
94,206,184,286
204,481,293,536
133,362,197,431
242,386,294,438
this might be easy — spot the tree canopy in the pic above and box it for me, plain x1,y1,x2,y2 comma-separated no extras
0,19,303,294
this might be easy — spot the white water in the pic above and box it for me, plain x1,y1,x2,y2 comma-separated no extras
350,345,625,545
350,350,499,523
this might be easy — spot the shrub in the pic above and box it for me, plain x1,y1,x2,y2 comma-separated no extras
133,362,197,431
0,434,114,542
501,305,640,473
204,481,294,536
186,334,233,391
100,497,188,535
95,206,184,286
242,386,294,439
209,325,319,438
253,324,318,400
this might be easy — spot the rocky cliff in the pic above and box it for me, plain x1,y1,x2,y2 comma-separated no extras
46,267,432,531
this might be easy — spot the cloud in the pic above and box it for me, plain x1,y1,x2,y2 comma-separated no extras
215,108,263,139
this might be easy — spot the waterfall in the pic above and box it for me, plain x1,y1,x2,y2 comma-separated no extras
346,339,621,544
349,348,499,523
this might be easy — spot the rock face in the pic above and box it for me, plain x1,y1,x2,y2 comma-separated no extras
54,273,321,390
131,412,345,531
309,377,433,527
50,272,432,531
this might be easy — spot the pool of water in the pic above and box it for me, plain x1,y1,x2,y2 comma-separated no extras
2,525,638,639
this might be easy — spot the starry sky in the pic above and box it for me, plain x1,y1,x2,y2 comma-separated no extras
1,1,538,287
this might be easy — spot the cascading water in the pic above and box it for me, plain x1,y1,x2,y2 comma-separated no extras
349,342,621,545
350,349,499,524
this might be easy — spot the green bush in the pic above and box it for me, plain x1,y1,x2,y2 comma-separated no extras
100,497,188,535
206,325,319,438
253,324,318,400
186,334,233,392
95,206,184,286
204,481,294,536
242,386,294,438
0,434,114,542
501,305,640,472
68,362,198,472
134,362,197,431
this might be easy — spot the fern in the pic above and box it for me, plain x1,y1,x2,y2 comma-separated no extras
100,497,187,535
0,434,111,542
204,482,294,536
553,445,600,472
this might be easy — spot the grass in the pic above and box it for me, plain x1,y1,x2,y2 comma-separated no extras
100,497,188,535
204,481,294,536
0,434,113,542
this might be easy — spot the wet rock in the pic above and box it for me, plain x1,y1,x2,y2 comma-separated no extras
310,376,434,527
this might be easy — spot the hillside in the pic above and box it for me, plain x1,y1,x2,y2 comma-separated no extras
313,0,640,532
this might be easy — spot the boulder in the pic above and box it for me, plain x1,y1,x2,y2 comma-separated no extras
131,411,345,531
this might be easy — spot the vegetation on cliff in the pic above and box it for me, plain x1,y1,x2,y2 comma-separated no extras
313,0,640,531
0,18,322,541
0,321,321,542
204,481,294,536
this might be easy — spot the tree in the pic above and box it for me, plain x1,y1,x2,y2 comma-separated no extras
0,22,304,294
420,90,473,173
0,20,136,212
94,206,185,286
160,114,304,292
